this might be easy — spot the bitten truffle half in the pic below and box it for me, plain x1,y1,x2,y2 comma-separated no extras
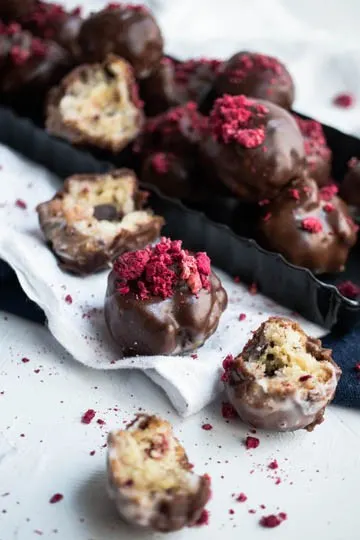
223,317,341,431
37,169,164,275
46,55,144,152
107,415,211,532
258,176,358,274
105,237,228,356
200,94,305,202
79,3,163,79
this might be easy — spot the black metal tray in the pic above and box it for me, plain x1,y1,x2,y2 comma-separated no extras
0,104,359,331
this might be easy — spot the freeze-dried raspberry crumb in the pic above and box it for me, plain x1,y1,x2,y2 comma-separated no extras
275,477,281,485
64,294,73,304
236,493,247,502
320,184,338,201
268,460,278,470
249,282,257,295
202,423,213,431
229,509,235,515
34,369,40,374
15,199,27,209
239,313,246,321
301,217,323,233
151,152,170,174
81,409,96,424
260,513,287,528
174,58,221,84
191,354,198,359
323,203,335,213
97,419,106,426
289,188,300,200
299,374,312,382
338,281,360,299
221,402,237,419
209,94,268,147
245,436,260,449
113,238,211,300
333,93,355,108
49,493,63,504
89,450,96,456
221,354,234,382
194,509,210,526
263,212,272,222
22,357,30,363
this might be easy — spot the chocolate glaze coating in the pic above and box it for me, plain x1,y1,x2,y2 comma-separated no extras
213,51,295,110
78,4,163,79
105,268,227,356
225,317,341,432
107,415,211,532
294,114,332,187
140,57,222,117
36,169,164,275
0,0,35,20
340,158,360,210
0,27,70,95
200,97,305,202
20,1,83,58
258,176,357,273
141,152,194,200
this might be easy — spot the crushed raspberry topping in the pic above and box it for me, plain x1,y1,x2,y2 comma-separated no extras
194,509,210,526
221,354,234,382
239,313,247,321
145,102,208,138
226,53,284,84
22,357,30,363
268,460,278,470
49,493,63,504
260,513,287,528
294,115,330,158
289,188,300,200
113,237,211,300
323,203,335,213
301,217,323,233
338,281,360,299
320,184,338,201
174,58,222,84
64,294,73,304
22,2,81,34
151,152,170,174
333,93,355,108
299,374,312,382
209,94,268,147
236,493,247,502
221,402,237,419
245,436,260,449
202,423,213,431
263,212,272,222
81,409,96,424
106,2,148,12
15,199,27,209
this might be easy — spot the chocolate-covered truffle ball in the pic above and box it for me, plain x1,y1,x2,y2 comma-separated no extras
141,152,194,199
105,237,228,356
107,415,211,532
37,169,164,275
78,3,163,79
0,23,70,95
258,176,358,273
294,115,332,187
0,0,35,20
19,1,83,59
213,51,294,110
140,56,222,117
340,157,360,211
223,317,341,431
200,94,305,202
136,101,208,159
46,55,144,152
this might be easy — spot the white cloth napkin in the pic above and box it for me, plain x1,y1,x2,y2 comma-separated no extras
0,145,326,416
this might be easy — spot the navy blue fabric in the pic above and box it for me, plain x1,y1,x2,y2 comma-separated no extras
1,261,359,408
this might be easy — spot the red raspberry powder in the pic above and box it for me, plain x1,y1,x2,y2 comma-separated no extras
239,313,246,321
268,460,278,470
288,188,300,200
15,199,27,209
195,509,210,526
245,436,260,449
260,513,287,528
209,94,268,147
221,402,237,419
22,357,30,363
81,409,96,424
145,101,208,140
151,152,170,174
320,184,338,201
202,423,213,431
338,281,360,299
294,115,330,160
174,58,222,84
323,203,335,213
299,374,312,382
113,237,211,300
221,354,234,382
332,93,355,108
49,493,63,504
301,217,323,233
227,53,284,84
64,294,73,304
236,493,247,502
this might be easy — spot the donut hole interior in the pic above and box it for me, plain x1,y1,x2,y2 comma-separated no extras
48,174,154,242
108,416,199,495
246,320,332,384
59,57,141,147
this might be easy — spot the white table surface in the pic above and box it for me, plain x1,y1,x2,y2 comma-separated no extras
2,1,360,539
